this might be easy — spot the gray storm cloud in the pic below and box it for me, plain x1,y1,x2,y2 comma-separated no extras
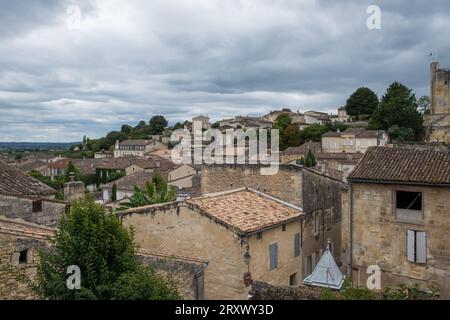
0,0,449,141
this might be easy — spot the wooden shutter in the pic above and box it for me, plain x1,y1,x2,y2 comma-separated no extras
407,230,415,262
416,232,427,264
269,243,278,271
294,233,301,257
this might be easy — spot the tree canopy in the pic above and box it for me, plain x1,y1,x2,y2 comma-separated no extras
35,198,180,300
345,87,379,120
368,81,423,140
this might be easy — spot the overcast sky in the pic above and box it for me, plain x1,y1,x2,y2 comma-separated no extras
1,0,449,142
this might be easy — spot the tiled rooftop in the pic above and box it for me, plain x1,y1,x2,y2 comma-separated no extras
0,216,54,240
348,146,450,185
0,160,56,196
187,188,303,234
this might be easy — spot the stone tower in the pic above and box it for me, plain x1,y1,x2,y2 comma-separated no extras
424,62,450,143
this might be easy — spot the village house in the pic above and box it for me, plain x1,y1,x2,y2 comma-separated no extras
120,188,304,299
101,171,153,203
262,110,304,124
280,142,322,164
342,146,450,298
321,128,388,154
315,152,364,182
18,159,48,175
218,116,273,130
192,115,211,132
0,160,67,227
113,139,167,158
45,157,70,180
303,111,331,125
94,150,114,159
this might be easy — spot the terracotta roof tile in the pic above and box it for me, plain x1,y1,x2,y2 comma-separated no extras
187,188,303,234
282,142,321,155
0,160,56,196
0,216,54,240
348,146,450,185
101,171,154,191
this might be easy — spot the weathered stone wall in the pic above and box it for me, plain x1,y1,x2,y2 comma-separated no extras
0,233,48,299
64,181,85,203
139,251,206,300
0,195,67,227
249,281,321,300
120,202,303,300
201,164,303,207
343,182,450,298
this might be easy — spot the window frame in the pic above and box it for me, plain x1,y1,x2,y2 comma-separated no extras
394,190,424,223
269,243,278,271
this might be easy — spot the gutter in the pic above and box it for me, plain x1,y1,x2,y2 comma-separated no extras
194,261,209,300
348,182,353,280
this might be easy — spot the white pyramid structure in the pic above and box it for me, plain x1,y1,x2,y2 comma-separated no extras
303,243,345,290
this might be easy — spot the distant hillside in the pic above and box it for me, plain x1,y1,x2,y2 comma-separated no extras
0,142,79,151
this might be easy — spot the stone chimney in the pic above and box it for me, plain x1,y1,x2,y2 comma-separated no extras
64,172,85,203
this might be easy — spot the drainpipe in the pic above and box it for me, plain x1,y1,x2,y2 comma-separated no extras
348,182,353,280
194,261,209,300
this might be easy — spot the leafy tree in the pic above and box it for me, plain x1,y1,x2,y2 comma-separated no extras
283,124,301,149
35,198,180,300
149,116,168,135
299,123,348,145
417,95,431,115
111,183,117,202
369,82,424,140
172,122,184,130
345,87,379,120
103,131,128,149
388,125,414,143
65,161,81,181
273,113,291,131
211,121,220,129
120,173,176,209
121,124,133,135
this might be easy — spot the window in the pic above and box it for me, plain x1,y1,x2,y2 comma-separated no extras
32,200,42,213
19,250,28,264
256,232,262,240
294,233,301,257
289,273,297,286
282,224,286,232
396,191,422,221
313,211,320,236
304,255,312,278
407,230,427,264
269,243,278,271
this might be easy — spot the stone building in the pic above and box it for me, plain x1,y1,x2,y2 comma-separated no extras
101,171,154,203
343,146,450,297
0,217,53,299
192,115,211,132
321,128,388,154
114,139,167,158
200,163,345,283
0,160,57,199
280,142,322,164
120,188,305,299
424,62,450,143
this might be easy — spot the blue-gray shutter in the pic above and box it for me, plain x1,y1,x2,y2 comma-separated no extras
416,231,427,264
294,233,301,257
407,230,415,262
269,243,278,271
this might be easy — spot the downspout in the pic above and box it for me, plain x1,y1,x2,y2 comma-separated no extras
348,182,353,280
194,261,209,300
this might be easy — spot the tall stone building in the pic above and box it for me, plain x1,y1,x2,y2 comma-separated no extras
424,62,450,143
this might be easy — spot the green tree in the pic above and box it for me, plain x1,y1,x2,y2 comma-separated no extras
111,183,117,202
345,87,379,120
283,124,301,149
388,125,414,143
369,82,424,140
65,161,81,181
304,150,317,167
120,173,176,209
120,124,133,135
149,116,168,135
273,114,292,150
417,95,431,115
35,198,179,300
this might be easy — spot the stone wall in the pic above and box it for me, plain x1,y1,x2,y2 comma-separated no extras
120,202,303,300
343,182,450,298
249,281,321,300
138,250,207,300
0,195,67,227
201,164,303,207
0,221,52,300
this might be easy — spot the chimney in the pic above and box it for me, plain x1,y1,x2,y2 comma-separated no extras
64,173,85,203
